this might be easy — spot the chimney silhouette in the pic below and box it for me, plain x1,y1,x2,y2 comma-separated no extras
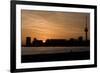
84,16,88,41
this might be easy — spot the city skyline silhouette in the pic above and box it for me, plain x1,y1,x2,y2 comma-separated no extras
21,10,90,46
22,36,90,47
21,10,90,63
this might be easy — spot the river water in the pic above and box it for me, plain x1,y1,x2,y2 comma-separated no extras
22,47,90,55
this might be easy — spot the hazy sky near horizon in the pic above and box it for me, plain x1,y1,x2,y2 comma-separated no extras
21,10,90,45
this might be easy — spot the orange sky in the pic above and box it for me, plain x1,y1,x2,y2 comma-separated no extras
21,10,90,45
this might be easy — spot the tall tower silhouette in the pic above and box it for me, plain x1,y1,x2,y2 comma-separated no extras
84,16,88,41
26,37,31,47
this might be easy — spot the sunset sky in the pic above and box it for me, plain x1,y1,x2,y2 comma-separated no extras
21,10,90,45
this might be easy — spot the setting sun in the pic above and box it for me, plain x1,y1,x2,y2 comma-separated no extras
43,40,46,43
21,10,90,45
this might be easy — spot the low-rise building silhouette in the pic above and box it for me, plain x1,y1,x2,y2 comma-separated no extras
24,37,90,47
32,38,43,47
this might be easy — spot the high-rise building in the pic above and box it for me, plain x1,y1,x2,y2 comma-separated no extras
26,37,31,47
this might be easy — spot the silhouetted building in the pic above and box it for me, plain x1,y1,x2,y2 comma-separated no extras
45,39,67,46
26,37,31,47
84,16,88,41
24,37,89,47
78,36,83,41
69,38,76,41
32,38,43,47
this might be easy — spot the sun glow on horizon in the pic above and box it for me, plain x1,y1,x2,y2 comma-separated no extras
43,40,46,43
21,10,90,45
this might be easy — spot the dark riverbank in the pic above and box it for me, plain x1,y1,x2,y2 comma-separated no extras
21,51,90,63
